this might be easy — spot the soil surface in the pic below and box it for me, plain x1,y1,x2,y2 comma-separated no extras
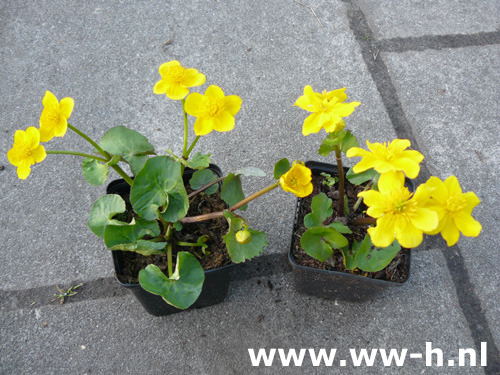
291,173,410,283
114,184,231,284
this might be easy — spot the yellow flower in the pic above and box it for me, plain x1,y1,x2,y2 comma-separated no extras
359,172,438,248
39,91,74,142
7,127,47,180
153,60,206,100
346,139,424,179
184,85,242,136
279,163,313,198
424,176,482,246
294,85,361,136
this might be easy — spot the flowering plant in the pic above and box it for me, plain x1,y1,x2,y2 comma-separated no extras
294,85,482,273
7,61,313,310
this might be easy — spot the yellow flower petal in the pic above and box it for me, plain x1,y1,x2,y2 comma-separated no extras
395,216,425,248
42,91,58,108
59,97,74,119
166,85,190,100
454,212,482,237
411,207,438,232
182,68,206,87
368,216,396,248
153,79,167,94
444,175,462,195
193,117,214,136
212,111,235,133
205,85,225,99
17,159,32,180
441,216,460,246
224,95,242,116
302,113,326,136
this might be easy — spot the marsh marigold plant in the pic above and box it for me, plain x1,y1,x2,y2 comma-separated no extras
294,83,482,274
7,61,314,310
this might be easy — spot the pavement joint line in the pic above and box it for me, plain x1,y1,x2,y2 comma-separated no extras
347,0,500,372
0,253,290,312
377,31,500,52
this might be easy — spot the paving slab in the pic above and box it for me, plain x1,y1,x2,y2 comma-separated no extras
0,250,485,374
0,0,397,290
357,0,500,39
382,45,500,348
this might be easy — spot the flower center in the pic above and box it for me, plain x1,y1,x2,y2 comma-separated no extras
41,111,60,126
204,98,223,118
17,144,33,159
287,177,298,187
166,65,186,85
445,194,467,214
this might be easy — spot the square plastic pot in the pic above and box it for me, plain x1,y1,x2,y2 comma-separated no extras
288,161,413,303
106,164,234,316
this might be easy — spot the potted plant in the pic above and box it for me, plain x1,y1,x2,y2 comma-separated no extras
6,61,311,316
289,85,483,302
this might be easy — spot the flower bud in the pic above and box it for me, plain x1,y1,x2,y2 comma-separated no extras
235,229,252,244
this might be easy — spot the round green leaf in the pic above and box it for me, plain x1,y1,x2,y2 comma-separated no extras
130,156,188,221
189,169,218,195
87,194,127,238
300,227,348,263
138,252,205,309
82,158,109,186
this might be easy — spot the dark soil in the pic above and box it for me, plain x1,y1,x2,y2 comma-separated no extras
114,185,231,285
291,173,410,283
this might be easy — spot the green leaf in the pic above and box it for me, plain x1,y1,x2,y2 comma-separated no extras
304,193,333,229
130,156,188,222
186,152,211,170
138,252,205,310
160,183,189,223
87,194,127,238
357,236,402,272
318,137,337,157
110,240,168,256
223,211,268,263
273,158,291,179
99,126,155,175
340,234,371,270
189,169,219,195
300,227,348,262
221,173,247,211
340,130,359,153
327,222,352,234
104,217,162,254
82,158,109,186
165,151,211,170
346,167,379,185
235,167,266,177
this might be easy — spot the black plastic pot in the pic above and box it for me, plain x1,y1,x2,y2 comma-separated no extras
106,164,235,316
288,161,413,303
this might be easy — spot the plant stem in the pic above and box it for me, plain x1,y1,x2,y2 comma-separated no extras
67,123,133,186
186,135,201,158
179,182,280,224
167,243,173,278
353,179,374,212
334,145,345,216
110,165,134,186
67,123,110,160
46,150,108,162
350,217,376,226
181,99,189,159
187,176,225,199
